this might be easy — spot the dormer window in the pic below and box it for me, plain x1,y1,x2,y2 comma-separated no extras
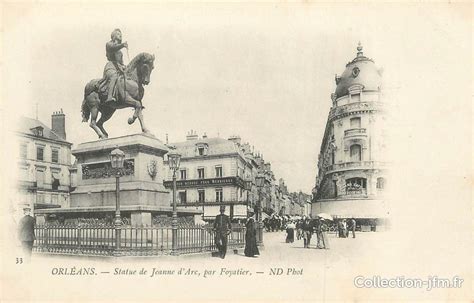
195,143,209,156
31,126,44,137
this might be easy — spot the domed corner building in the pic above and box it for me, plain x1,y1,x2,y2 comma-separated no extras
311,43,390,231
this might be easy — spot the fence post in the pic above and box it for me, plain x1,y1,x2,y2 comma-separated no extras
257,224,264,246
114,224,121,257
241,224,246,246
200,226,204,252
44,225,49,252
77,225,82,254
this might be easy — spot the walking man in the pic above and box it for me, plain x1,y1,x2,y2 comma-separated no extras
213,205,232,259
18,207,35,262
349,217,356,238
302,216,313,248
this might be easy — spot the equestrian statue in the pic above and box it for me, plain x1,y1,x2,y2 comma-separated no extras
81,29,155,139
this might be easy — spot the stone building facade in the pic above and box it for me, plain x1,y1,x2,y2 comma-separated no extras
16,110,73,212
312,44,389,227
164,132,255,220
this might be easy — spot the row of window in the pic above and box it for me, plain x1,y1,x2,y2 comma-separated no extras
331,117,362,137
330,144,362,164
178,188,222,204
35,170,61,190
332,177,386,196
179,166,223,180
20,144,60,163
178,187,245,203
345,177,385,189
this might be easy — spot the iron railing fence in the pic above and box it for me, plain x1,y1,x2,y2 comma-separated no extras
33,223,252,257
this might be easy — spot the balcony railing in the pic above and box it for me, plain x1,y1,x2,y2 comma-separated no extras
326,161,387,172
344,187,367,196
344,128,366,137
329,102,385,121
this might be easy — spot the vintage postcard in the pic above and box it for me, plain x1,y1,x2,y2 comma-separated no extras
0,2,472,302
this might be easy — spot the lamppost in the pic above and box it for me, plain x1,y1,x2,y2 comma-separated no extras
167,151,181,254
244,180,252,216
255,174,265,245
109,148,125,253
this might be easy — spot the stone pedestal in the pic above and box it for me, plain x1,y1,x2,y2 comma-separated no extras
131,212,152,226
71,133,170,208
35,133,202,225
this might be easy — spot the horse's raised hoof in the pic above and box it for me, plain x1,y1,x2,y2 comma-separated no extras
128,117,135,125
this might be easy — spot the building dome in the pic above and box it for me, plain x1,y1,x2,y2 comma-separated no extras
334,43,382,99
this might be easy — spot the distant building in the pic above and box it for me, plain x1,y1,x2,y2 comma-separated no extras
16,110,73,212
312,44,389,229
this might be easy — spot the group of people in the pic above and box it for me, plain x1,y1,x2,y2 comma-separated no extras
263,215,284,232
285,216,330,249
213,205,259,259
337,218,356,238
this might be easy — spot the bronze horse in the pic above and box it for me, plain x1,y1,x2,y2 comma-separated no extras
81,52,155,139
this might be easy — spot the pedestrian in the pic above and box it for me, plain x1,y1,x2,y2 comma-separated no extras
318,219,330,249
337,219,344,238
342,219,348,238
213,205,232,259
297,219,304,240
244,212,260,257
349,217,356,238
18,207,35,262
302,217,313,248
315,219,322,248
285,221,295,243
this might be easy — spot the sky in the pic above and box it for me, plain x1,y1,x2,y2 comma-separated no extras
1,3,467,194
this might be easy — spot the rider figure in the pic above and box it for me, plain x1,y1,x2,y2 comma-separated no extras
104,29,128,103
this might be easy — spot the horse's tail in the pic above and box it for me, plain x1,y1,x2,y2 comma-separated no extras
81,79,100,122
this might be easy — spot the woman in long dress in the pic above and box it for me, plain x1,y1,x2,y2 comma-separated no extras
244,212,260,257
286,221,296,243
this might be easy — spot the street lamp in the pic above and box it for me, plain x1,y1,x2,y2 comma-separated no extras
255,174,265,245
109,148,125,252
167,151,181,254
244,180,252,216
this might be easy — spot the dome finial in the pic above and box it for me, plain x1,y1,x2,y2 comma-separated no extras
357,41,363,57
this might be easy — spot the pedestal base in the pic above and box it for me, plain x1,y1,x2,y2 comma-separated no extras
131,212,152,226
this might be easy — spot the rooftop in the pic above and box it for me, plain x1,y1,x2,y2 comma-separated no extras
334,43,383,99
171,137,245,159
17,116,71,144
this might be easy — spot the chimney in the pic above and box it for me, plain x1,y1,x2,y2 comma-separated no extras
51,108,66,140
227,135,241,146
186,130,198,141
